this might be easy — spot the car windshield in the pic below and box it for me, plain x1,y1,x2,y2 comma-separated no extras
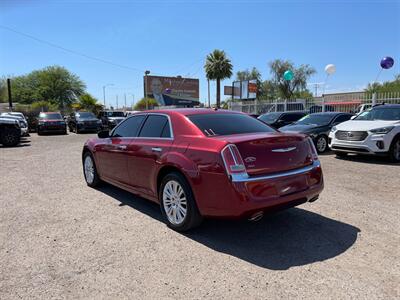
106,111,125,117
76,112,95,119
258,113,281,124
295,114,334,126
39,113,62,120
188,113,275,136
355,107,400,121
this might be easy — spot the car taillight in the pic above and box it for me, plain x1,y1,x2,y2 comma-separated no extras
221,144,247,175
307,137,319,161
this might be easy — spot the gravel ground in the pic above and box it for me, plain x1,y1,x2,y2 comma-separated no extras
1,133,399,299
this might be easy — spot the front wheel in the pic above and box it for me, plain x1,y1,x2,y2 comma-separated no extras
315,135,328,153
159,172,202,232
389,136,400,163
83,152,102,187
0,126,21,147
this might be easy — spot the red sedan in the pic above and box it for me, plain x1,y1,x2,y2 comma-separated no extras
82,109,323,231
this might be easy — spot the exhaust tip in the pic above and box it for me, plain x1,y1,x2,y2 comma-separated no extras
248,211,264,222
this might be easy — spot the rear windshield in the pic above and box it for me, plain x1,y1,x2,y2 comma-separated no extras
106,111,125,117
258,113,281,123
39,113,62,120
187,113,275,136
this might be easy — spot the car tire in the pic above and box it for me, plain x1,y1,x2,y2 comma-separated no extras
334,151,348,158
159,172,202,232
83,151,102,187
389,136,400,163
0,126,21,147
315,135,328,153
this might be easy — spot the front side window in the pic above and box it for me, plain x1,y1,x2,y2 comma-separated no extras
188,113,275,136
112,115,146,138
139,115,171,138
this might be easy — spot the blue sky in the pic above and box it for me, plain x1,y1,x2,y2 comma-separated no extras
1,0,399,108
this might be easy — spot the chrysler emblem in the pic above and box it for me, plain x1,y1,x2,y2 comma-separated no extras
271,147,297,153
244,156,257,163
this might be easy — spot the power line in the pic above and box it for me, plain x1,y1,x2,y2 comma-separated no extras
0,25,145,73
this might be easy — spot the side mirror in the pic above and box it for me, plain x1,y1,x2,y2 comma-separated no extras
98,130,109,138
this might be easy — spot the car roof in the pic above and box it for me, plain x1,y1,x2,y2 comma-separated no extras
309,112,352,116
373,104,400,109
140,108,244,116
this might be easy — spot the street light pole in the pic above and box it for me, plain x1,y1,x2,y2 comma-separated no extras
116,95,118,109
102,83,114,108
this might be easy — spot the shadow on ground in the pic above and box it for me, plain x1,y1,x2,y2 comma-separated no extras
98,184,360,270
334,153,399,166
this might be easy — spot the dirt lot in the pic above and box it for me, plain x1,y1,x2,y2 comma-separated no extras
1,133,399,299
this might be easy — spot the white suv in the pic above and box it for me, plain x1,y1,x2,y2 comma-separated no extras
329,104,400,162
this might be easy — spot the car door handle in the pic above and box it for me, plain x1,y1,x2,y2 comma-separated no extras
117,145,127,150
151,147,162,152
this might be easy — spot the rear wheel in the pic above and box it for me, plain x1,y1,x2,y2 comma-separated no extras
0,126,20,147
389,136,400,163
83,152,101,187
159,172,202,231
316,135,328,153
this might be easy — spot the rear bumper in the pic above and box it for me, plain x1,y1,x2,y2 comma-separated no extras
196,161,324,218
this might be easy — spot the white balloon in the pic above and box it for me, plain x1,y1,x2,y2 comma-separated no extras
325,64,336,75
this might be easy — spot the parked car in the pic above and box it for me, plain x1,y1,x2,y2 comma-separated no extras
280,112,353,153
97,111,126,129
82,109,323,231
0,112,29,136
0,115,21,147
68,111,102,133
37,112,67,135
258,111,306,129
329,104,400,162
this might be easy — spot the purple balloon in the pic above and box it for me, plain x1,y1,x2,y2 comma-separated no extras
380,57,394,69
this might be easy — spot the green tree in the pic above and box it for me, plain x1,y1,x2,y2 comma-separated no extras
204,50,233,108
10,65,86,109
269,59,316,100
72,93,103,115
365,74,400,94
134,97,159,110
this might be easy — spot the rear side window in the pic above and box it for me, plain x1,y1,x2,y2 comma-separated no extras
188,113,275,136
112,115,145,137
333,114,352,124
139,115,170,138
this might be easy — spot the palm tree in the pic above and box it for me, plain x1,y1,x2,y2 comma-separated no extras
204,50,233,108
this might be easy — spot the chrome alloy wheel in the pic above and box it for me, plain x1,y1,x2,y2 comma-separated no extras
316,136,327,152
163,180,187,225
84,155,95,184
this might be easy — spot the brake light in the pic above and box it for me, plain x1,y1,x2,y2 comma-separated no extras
221,144,247,175
307,137,319,161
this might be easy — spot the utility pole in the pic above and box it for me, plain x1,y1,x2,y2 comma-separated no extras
7,78,12,111
145,70,150,110
116,95,118,109
207,79,210,108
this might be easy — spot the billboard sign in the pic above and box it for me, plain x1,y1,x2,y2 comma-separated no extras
144,75,200,106
231,80,257,100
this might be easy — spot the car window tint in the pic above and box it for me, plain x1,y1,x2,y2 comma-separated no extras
281,114,303,122
188,113,275,136
139,115,169,138
333,114,352,123
112,115,145,137
161,122,171,138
